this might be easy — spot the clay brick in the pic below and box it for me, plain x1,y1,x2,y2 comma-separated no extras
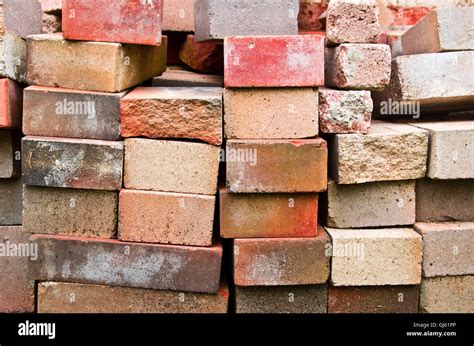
326,227,422,286
23,185,118,238
0,226,35,312
40,0,62,14
0,78,23,129
415,222,474,278
38,281,228,313
0,178,22,225
22,136,124,191
163,0,194,32
62,0,163,45
119,189,215,247
328,285,419,313
329,121,428,184
416,179,474,222
233,227,330,286
420,275,473,313
195,0,299,41
179,34,223,74
220,189,318,238
319,87,372,134
27,34,167,93
402,7,474,55
226,139,327,193
326,0,381,44
4,31,27,83
224,35,325,88
124,139,219,195
325,179,416,229
325,44,391,91
152,69,223,87
29,234,223,293
224,88,319,139
23,86,125,141
298,0,328,31
0,130,20,178
121,87,223,146
236,285,327,313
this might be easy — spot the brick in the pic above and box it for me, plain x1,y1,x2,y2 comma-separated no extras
38,281,228,313
420,276,473,313
416,179,474,222
119,189,215,247
29,234,223,293
233,227,330,286
325,44,391,91
319,87,372,134
409,121,474,179
220,189,317,239
0,226,35,312
22,136,124,191
326,227,422,286
0,178,22,225
0,130,20,178
4,31,27,83
195,0,299,41
179,34,223,74
0,78,23,129
224,35,325,88
402,7,474,55
325,179,416,229
328,285,419,313
124,139,219,195
27,34,167,93
415,222,474,278
23,86,125,141
227,139,327,193
298,0,328,31
152,69,223,87
163,0,194,32
23,185,118,238
62,0,163,45
121,87,223,146
39,0,62,14
224,88,318,139
329,121,428,184
236,285,327,313
326,0,381,44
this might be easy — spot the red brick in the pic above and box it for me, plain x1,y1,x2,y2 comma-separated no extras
298,1,328,31
179,34,223,74
163,0,195,32
224,35,325,87
0,79,23,129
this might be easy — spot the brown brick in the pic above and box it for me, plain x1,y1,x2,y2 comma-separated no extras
420,276,473,313
179,34,223,74
152,69,223,87
0,129,20,178
0,178,22,225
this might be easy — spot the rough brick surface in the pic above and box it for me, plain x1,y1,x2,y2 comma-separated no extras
220,189,318,238
420,276,473,313
298,1,327,31
224,88,318,139
4,31,27,83
29,235,223,293
163,0,194,32
121,87,223,146
329,121,428,184
0,130,20,178
23,185,118,238
0,78,23,129
224,35,325,87
179,34,223,74
23,86,124,141
22,136,124,191
227,139,327,193
124,139,219,195
152,69,223,87
326,227,422,286
0,178,22,225
38,281,229,313
234,227,330,286
119,189,215,247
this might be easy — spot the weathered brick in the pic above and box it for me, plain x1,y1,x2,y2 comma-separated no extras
416,179,474,222
328,285,419,313
124,139,219,195
179,34,223,74
27,34,167,93
23,185,118,238
0,178,22,225
152,69,223,87
415,222,474,278
39,0,62,14
4,31,27,83
0,130,20,178
121,87,223,146
236,285,327,313
420,276,473,313
298,0,327,31
227,139,327,193
195,0,299,41
163,0,195,32
224,88,318,139
0,226,35,312
326,227,422,286
402,7,474,55
319,87,372,134
22,136,124,191
62,0,163,45
23,86,125,141
224,35,325,88
234,227,330,286
119,189,215,247
325,179,416,229
329,121,428,184
0,78,23,129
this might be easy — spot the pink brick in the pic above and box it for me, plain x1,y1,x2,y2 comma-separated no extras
0,79,23,129
163,0,195,32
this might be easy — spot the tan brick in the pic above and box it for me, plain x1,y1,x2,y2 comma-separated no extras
152,69,223,87
420,276,473,313
4,31,27,83
0,129,20,178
